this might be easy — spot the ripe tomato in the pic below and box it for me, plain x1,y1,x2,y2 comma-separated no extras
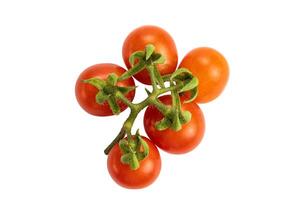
75,63,135,116
144,96,205,154
122,25,178,85
179,47,229,103
107,137,161,189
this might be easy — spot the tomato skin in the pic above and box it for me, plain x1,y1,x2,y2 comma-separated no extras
107,137,161,189
179,47,229,103
75,63,135,116
144,96,205,154
122,25,178,85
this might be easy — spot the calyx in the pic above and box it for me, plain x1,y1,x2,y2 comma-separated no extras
84,73,135,115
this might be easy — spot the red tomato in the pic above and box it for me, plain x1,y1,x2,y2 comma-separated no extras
107,136,161,189
179,47,229,103
122,25,178,85
75,63,135,116
144,95,205,154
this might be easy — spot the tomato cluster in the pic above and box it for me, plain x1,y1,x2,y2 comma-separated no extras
75,25,229,189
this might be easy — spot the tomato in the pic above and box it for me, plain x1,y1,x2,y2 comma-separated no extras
107,136,161,189
179,47,229,103
144,95,205,154
75,63,135,116
122,25,178,85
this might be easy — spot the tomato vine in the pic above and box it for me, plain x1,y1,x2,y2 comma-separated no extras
84,44,198,169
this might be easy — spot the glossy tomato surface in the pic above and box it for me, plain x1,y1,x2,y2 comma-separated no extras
122,25,178,85
179,47,229,103
107,137,161,189
75,63,135,116
144,96,205,154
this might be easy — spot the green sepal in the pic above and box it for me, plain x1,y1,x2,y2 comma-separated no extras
120,153,140,170
119,139,130,154
118,44,166,83
162,74,171,81
117,85,137,94
107,73,118,86
129,153,140,170
145,44,155,60
128,139,137,151
118,50,145,81
155,117,172,131
152,53,166,64
180,77,198,93
121,153,131,164
171,111,182,131
170,68,191,81
118,60,146,81
154,91,191,132
179,110,191,124
153,65,165,88
155,110,191,132
129,51,145,67
83,78,106,89
95,92,110,104
135,131,149,160
107,96,121,115
170,68,199,103
84,77,121,114
118,131,149,170
183,87,198,103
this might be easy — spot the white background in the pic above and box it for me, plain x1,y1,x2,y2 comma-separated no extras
1,0,300,199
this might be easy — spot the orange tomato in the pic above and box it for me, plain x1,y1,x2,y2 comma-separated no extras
179,47,229,103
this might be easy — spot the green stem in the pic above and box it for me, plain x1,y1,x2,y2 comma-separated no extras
146,65,158,91
85,44,199,157
170,82,181,110
162,74,171,81
169,81,183,131
149,97,170,115
104,107,139,155
123,111,138,139
104,55,186,154
104,84,174,154
104,128,126,155
115,91,135,109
